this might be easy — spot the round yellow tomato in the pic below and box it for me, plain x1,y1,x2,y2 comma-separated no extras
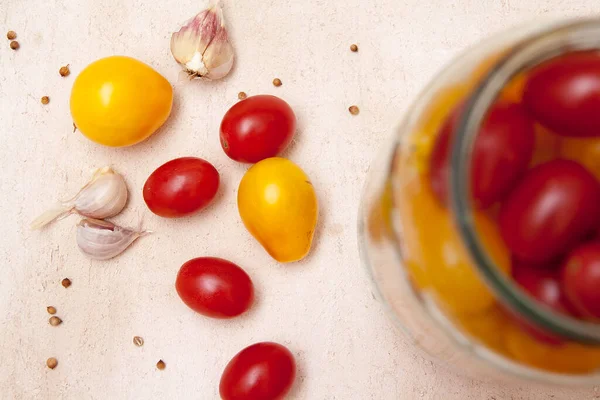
396,176,510,314
70,56,173,147
238,157,318,263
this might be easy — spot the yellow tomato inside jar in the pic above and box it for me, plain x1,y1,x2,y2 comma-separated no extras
70,56,173,147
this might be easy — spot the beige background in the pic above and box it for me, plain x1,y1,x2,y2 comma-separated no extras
1,0,599,399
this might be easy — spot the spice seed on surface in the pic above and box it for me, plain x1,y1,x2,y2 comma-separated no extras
49,316,62,326
7,31,16,40
59,65,70,77
349,105,360,115
9,41,19,50
47,358,58,369
238,91,247,100
47,306,56,315
350,44,358,52
156,360,166,370
41,96,50,105
273,78,282,87
61,278,71,288
133,336,144,347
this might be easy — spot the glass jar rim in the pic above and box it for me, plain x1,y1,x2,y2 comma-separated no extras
450,17,600,344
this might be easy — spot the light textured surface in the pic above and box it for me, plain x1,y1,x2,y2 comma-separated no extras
1,0,600,399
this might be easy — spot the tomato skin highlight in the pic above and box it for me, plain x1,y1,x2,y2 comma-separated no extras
143,157,219,218
220,95,296,163
220,342,296,400
499,159,600,263
429,102,535,208
175,257,254,319
524,51,600,137
561,241,600,319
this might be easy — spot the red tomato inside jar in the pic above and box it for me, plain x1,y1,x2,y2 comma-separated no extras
360,19,600,384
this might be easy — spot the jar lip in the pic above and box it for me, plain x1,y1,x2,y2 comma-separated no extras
450,17,600,344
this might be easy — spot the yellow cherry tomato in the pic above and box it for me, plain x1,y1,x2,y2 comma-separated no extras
367,181,394,243
396,176,510,314
504,324,600,374
560,136,600,180
412,84,470,174
456,305,510,355
70,56,173,147
238,157,318,263
499,72,527,103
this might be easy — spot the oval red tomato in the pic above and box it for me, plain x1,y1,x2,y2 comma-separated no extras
175,257,254,318
429,101,535,208
561,241,600,319
220,342,296,400
220,95,296,163
499,159,600,263
510,261,579,345
524,51,600,137
143,157,219,218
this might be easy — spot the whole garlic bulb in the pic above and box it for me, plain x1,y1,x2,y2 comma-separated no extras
31,167,128,230
170,1,234,80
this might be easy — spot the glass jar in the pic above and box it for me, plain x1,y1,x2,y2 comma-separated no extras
359,17,600,385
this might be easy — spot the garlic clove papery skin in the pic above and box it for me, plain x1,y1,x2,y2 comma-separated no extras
73,167,127,219
76,218,148,260
170,1,234,80
30,167,128,230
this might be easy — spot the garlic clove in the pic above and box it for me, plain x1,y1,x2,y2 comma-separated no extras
73,167,128,219
202,21,234,80
31,167,128,230
170,1,234,80
76,218,148,260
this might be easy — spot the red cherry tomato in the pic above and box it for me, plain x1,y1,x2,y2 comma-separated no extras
143,157,219,218
175,257,254,319
429,101,535,208
499,159,600,263
524,51,600,137
220,95,296,163
220,342,296,400
510,261,578,345
561,241,600,319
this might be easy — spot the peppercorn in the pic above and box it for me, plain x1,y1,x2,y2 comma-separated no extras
59,65,70,77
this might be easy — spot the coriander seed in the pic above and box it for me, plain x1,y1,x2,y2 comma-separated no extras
272,78,282,87
133,336,144,347
349,105,360,115
41,96,50,105
49,316,62,326
47,306,57,315
156,360,166,370
47,357,58,369
59,65,70,77
61,278,71,288
9,41,19,50
7,31,16,40
238,91,247,100
350,44,358,52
